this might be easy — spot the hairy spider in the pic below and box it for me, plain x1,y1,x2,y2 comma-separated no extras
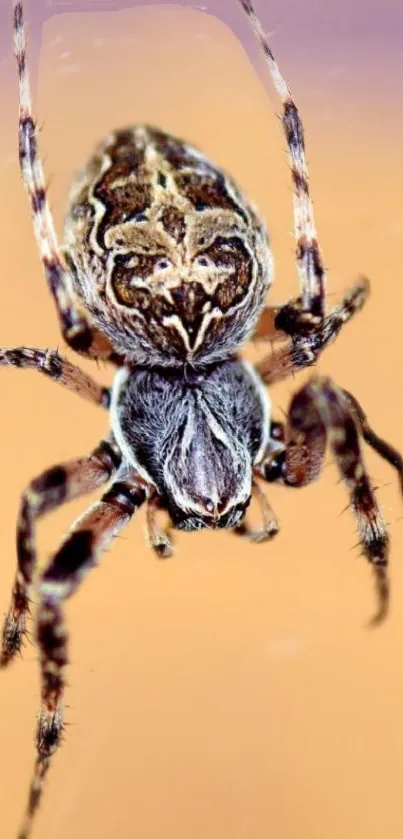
2,0,402,836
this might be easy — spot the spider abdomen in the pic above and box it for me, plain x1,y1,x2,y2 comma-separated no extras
64,125,272,367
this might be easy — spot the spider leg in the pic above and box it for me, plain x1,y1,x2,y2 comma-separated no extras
250,305,289,343
12,2,117,360
256,278,369,384
146,492,174,558
0,347,110,407
258,376,402,624
17,476,146,839
234,480,279,543
238,0,326,327
0,437,121,669
342,389,403,493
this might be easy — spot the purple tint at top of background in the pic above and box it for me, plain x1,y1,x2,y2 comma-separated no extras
0,1,260,103
1,0,403,38
0,0,402,147
1,0,403,104
2,0,403,80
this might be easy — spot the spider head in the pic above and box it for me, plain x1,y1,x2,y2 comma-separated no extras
160,464,252,533
167,502,250,533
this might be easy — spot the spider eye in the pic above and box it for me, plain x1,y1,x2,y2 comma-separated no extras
195,255,211,268
155,258,171,271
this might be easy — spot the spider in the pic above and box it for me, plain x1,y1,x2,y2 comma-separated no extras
2,0,402,836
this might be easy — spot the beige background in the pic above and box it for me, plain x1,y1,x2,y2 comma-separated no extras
0,2,403,838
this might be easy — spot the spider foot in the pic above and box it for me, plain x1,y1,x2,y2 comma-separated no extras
367,564,390,628
36,706,64,757
146,496,174,559
0,610,29,667
234,518,279,544
150,531,174,559
16,754,51,839
338,276,370,322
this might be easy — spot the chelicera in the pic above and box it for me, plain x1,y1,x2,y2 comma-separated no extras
3,1,402,836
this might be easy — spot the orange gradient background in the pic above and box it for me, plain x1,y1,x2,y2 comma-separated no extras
0,2,403,838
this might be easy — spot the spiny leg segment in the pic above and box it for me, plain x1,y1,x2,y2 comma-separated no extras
342,389,403,494
13,1,119,360
0,347,110,407
13,0,90,352
241,0,370,359
256,277,369,385
0,437,121,669
17,478,147,839
234,480,279,543
258,377,402,624
238,0,326,327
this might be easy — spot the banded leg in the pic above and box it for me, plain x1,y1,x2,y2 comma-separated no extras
17,478,146,839
259,376,403,624
256,278,369,385
12,2,117,358
342,389,403,494
238,0,326,326
0,347,110,407
0,438,121,668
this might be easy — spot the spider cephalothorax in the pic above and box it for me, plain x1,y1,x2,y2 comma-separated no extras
2,1,402,838
110,359,270,531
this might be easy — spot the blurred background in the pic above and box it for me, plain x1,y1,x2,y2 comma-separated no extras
0,1,402,837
